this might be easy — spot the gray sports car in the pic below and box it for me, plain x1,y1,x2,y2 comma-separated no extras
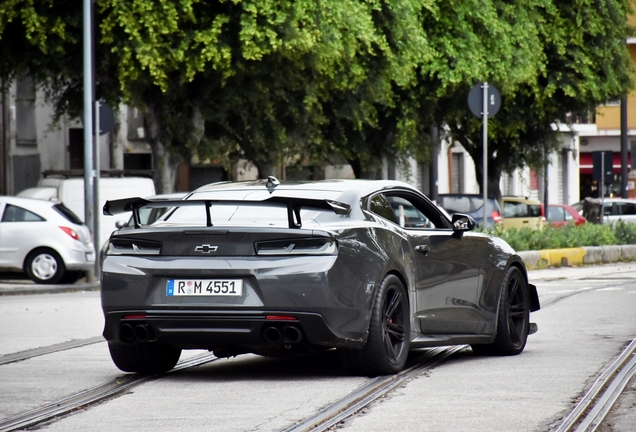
101,178,539,376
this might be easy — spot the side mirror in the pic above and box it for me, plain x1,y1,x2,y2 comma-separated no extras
452,214,476,232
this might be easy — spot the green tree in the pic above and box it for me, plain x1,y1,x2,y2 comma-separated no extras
1,0,632,194
434,0,634,200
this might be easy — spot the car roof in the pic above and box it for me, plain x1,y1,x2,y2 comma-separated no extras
0,196,58,209
574,197,636,204
502,196,541,204
191,179,419,201
439,193,496,199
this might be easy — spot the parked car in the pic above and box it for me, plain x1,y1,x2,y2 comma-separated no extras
101,178,540,376
18,175,156,249
572,197,636,225
0,196,94,284
100,193,189,263
438,194,502,227
502,196,545,230
547,204,586,227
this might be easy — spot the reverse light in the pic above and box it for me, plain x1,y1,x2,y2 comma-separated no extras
59,226,80,241
255,239,337,256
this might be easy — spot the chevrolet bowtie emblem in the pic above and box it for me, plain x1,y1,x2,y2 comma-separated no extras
194,244,218,253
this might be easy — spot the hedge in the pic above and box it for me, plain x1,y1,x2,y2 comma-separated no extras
479,221,636,252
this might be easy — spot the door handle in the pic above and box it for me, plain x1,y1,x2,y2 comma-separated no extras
414,245,430,255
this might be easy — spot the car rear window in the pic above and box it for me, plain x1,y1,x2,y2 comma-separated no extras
504,202,541,218
53,203,84,225
440,196,482,213
548,206,565,221
2,204,45,222
161,202,342,227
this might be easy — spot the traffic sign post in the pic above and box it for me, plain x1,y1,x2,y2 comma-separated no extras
592,151,614,224
81,101,115,278
468,83,501,227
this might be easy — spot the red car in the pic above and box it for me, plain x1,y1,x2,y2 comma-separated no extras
548,204,586,227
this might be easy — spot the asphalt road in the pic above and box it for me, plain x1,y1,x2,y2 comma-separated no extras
0,263,635,431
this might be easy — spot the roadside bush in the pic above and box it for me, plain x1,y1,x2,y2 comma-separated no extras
480,222,636,251
613,221,636,244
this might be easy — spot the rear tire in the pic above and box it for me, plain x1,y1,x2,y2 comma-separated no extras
108,342,181,374
339,274,410,376
471,266,529,356
25,248,65,284
60,271,83,284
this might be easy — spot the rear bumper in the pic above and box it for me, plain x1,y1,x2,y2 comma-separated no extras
103,309,367,350
62,248,95,272
101,254,375,350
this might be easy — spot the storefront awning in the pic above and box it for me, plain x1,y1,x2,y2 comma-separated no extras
579,152,631,175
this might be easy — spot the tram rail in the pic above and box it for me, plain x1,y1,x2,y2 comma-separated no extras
1,272,634,431
555,338,636,432
0,352,218,432
0,337,103,366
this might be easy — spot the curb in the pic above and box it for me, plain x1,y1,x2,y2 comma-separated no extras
518,244,636,269
0,282,100,296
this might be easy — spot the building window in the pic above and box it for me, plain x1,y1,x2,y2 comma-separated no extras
451,153,464,193
68,128,84,169
127,106,145,140
16,74,37,146
530,169,539,191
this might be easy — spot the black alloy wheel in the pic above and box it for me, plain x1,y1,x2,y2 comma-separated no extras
472,266,529,356
339,274,410,376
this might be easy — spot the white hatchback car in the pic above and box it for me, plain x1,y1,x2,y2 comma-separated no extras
0,196,95,284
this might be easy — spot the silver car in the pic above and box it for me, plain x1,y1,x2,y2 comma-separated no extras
0,196,95,284
573,197,636,225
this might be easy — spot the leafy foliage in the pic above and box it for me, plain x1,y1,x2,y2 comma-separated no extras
1,0,634,191
483,222,636,251
438,0,634,199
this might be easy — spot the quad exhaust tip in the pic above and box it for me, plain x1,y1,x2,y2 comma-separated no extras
263,324,304,345
119,323,155,343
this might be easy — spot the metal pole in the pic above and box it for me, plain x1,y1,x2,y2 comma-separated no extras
429,126,439,203
621,95,628,199
93,101,100,277
544,151,549,223
600,153,605,225
82,0,95,266
482,82,488,228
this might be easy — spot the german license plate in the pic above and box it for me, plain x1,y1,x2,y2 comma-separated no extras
166,279,243,296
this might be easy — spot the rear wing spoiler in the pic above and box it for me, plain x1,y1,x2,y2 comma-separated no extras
103,196,351,229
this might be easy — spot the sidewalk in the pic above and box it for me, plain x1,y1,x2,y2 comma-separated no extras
0,276,100,296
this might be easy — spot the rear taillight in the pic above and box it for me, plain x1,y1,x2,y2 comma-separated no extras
492,211,502,224
106,238,162,256
255,238,337,256
59,226,80,241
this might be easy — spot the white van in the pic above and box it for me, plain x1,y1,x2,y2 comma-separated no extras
18,176,156,248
